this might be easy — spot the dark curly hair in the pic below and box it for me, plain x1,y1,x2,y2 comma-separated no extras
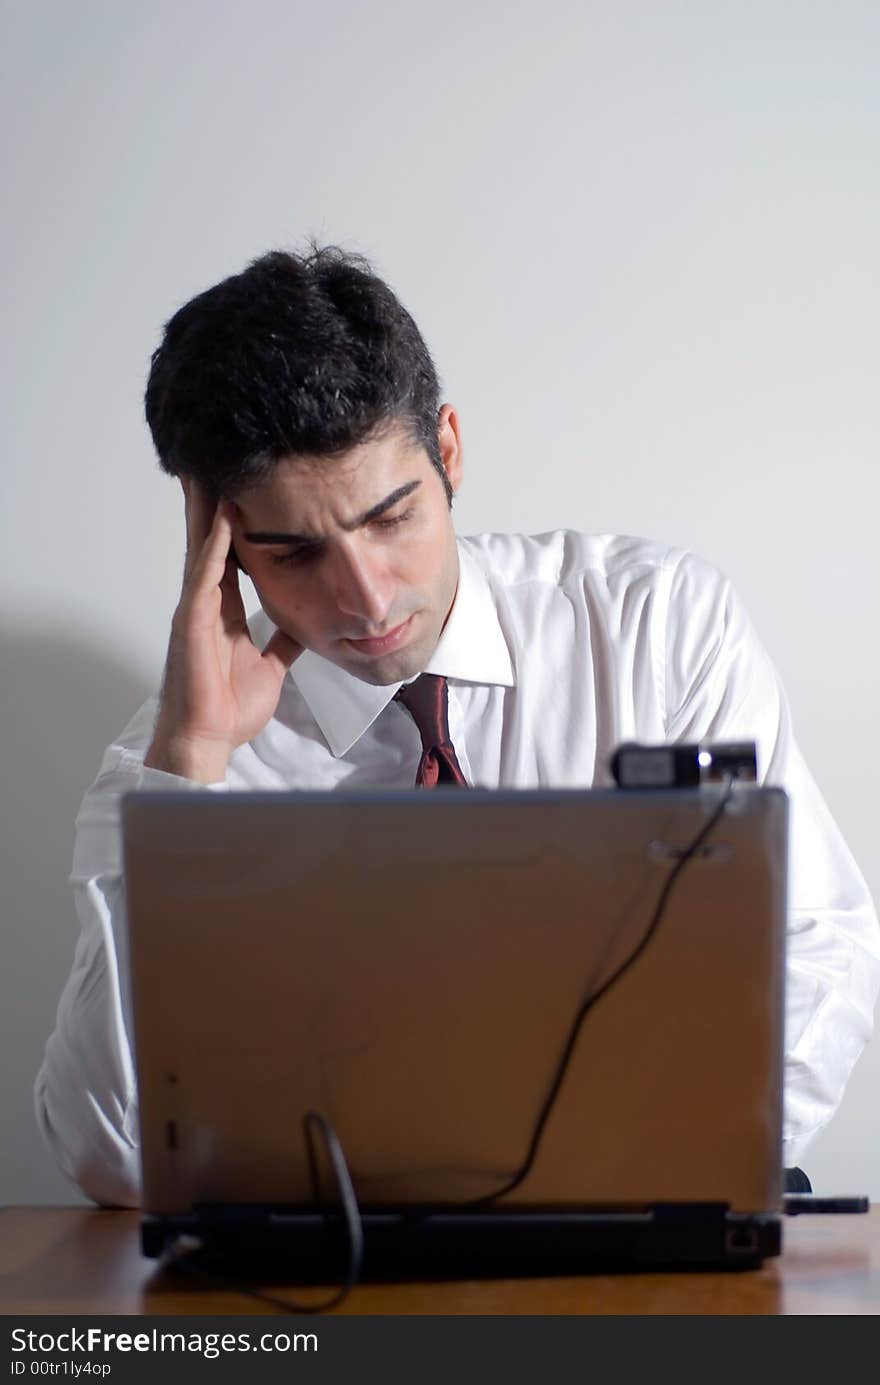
144,240,450,503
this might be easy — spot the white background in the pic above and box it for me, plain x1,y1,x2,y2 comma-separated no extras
2,0,878,1204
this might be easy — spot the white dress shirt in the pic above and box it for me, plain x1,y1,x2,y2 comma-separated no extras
35,531,880,1207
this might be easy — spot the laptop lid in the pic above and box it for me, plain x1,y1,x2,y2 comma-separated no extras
121,786,787,1217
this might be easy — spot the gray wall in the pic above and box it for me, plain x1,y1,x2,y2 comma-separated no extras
3,0,878,1204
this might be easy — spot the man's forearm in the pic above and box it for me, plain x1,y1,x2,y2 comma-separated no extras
144,733,230,785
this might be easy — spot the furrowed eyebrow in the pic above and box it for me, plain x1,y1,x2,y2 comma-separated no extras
242,480,423,546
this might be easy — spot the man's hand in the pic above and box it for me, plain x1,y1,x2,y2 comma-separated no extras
144,478,302,784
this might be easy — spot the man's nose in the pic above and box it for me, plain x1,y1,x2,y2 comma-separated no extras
330,544,394,628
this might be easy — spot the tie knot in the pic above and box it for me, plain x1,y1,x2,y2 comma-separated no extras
394,673,450,752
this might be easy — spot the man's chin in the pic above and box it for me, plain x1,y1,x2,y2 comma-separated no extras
342,654,426,687
333,640,434,687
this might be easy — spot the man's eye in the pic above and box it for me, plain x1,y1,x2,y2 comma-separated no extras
268,509,412,566
270,548,319,567
373,508,414,530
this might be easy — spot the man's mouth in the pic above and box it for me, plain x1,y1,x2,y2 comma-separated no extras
344,615,415,655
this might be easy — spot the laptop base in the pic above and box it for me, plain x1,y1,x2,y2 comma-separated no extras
142,1203,782,1278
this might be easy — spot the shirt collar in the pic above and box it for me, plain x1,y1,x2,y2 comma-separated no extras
289,540,515,758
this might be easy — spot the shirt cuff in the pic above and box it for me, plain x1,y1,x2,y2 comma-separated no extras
122,754,229,793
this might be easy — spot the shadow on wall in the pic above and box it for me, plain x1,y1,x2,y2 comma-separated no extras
0,619,154,1205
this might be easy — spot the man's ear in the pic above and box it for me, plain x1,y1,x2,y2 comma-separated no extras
437,404,463,495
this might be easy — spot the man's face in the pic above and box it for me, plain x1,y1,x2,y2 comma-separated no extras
231,408,463,686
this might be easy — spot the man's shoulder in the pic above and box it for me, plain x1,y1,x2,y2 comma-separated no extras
458,530,710,591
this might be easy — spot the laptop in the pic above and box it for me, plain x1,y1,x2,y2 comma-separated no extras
121,784,788,1273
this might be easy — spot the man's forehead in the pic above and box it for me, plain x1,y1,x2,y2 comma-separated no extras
279,419,418,480
238,466,425,544
243,423,420,498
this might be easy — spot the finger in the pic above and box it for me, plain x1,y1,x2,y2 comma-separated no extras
261,627,304,675
219,549,249,632
186,500,234,603
181,478,194,582
182,479,217,584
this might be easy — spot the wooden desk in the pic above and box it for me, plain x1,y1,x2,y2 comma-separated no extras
1,1206,878,1315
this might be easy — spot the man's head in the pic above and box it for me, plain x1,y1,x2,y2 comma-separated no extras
145,243,462,684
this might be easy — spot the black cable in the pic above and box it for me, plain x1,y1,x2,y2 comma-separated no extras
466,774,740,1207
160,1110,364,1314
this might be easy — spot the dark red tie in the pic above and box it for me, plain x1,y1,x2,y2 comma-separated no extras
394,673,469,788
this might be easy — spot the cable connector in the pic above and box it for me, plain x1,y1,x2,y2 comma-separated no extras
783,1195,869,1215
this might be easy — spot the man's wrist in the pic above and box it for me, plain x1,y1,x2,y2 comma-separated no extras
143,733,230,785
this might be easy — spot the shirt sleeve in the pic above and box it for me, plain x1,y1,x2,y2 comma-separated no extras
33,696,227,1208
663,550,880,1167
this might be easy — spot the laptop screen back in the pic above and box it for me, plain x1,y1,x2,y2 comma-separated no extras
121,786,787,1216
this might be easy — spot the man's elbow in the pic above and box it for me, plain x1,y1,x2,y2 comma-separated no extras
33,1063,142,1209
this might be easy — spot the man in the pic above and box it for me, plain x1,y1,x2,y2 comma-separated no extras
36,243,880,1208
